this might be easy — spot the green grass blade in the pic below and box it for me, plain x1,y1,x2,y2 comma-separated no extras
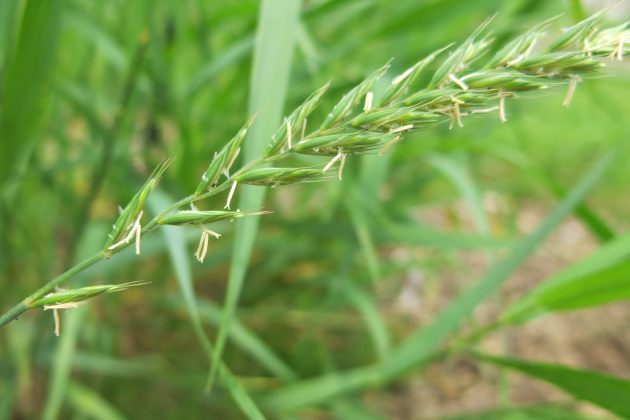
542,175,615,242
194,298,298,382
442,404,590,420
0,0,21,69
0,0,62,184
65,9,127,73
536,259,630,311
66,381,125,420
180,36,254,100
0,389,15,420
265,150,615,412
42,305,87,420
148,192,266,420
477,353,630,419
209,0,301,389
501,230,630,322
341,281,390,361
427,154,490,236
345,196,381,283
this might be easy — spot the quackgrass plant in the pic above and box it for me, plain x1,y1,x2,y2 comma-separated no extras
2,8,630,418
1,12,627,330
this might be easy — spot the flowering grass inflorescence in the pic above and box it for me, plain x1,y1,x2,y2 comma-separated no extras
0,12,628,333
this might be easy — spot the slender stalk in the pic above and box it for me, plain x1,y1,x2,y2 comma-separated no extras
0,253,103,329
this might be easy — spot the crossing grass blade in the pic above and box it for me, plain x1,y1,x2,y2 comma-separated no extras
208,0,302,390
193,298,298,382
148,192,266,420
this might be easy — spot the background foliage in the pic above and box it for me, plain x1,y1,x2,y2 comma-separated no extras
1,0,630,418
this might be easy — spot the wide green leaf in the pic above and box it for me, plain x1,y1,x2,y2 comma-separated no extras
502,230,630,323
477,354,630,419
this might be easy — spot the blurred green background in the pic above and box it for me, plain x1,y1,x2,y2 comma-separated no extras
1,0,630,418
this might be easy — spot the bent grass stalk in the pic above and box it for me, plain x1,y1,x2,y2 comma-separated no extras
0,13,628,344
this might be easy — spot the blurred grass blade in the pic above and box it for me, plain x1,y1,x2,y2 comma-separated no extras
340,281,390,361
502,230,630,323
505,130,616,242
0,0,21,69
427,154,490,235
181,36,254,100
0,387,15,420
148,192,265,420
66,381,125,420
536,259,630,311
209,0,301,389
42,305,87,420
66,352,160,377
0,0,62,185
194,298,298,382
265,150,615,412
477,354,630,419
542,175,614,242
66,9,127,72
443,404,589,420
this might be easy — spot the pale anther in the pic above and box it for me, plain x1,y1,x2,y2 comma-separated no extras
338,154,347,180
389,124,413,134
323,151,343,172
225,181,237,209
563,77,579,108
449,73,469,90
364,92,374,113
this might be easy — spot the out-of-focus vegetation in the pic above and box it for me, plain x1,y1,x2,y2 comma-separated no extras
1,0,630,418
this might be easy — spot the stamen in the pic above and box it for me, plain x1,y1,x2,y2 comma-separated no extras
286,118,292,149
389,124,413,134
338,154,346,180
498,90,509,123
44,302,82,337
195,231,209,263
135,222,141,255
449,97,464,129
203,227,221,239
563,77,579,108
107,211,143,252
323,151,343,172
225,181,237,209
53,309,60,337
380,135,401,155
364,92,374,113
449,73,469,90
392,66,414,85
